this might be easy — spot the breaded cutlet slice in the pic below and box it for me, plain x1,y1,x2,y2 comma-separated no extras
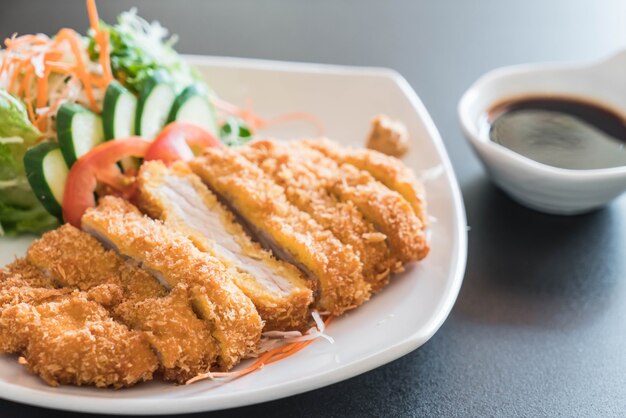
137,161,313,331
27,224,220,381
285,142,428,263
81,196,262,370
0,260,69,352
1,293,158,388
189,148,370,315
302,137,429,227
27,224,165,302
114,285,218,383
0,259,67,311
330,163,429,263
239,139,392,292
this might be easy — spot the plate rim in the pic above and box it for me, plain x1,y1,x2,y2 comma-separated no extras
0,55,468,415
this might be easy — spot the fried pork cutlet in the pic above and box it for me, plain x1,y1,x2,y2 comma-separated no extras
284,140,428,263
27,224,166,302
0,260,68,352
302,137,429,227
239,139,393,292
189,148,370,315
1,293,158,388
27,224,219,382
115,285,217,383
137,161,313,331
81,196,262,370
0,259,66,312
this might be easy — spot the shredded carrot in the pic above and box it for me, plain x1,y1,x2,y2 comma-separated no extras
87,0,113,84
7,60,25,94
0,2,111,126
186,315,334,385
36,68,50,108
212,96,325,136
86,0,100,31
22,69,36,123
55,28,98,111
43,60,74,72
97,30,113,82
212,96,266,130
6,34,47,47
262,112,325,136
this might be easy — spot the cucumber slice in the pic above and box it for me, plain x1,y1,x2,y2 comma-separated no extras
168,84,218,136
136,74,176,139
57,103,105,167
103,81,139,171
24,142,69,218
103,81,137,140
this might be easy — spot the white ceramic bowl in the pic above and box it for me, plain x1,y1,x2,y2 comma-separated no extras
458,51,626,215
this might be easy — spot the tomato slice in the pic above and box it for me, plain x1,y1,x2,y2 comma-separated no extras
62,137,151,227
144,122,221,166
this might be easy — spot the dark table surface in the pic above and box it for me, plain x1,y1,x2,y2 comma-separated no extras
1,1,625,416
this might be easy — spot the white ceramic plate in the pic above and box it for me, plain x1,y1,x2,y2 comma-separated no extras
0,56,467,415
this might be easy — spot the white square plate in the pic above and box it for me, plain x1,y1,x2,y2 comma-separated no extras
0,56,467,415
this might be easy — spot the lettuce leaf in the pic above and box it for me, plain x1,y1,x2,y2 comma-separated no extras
0,89,59,235
90,9,202,93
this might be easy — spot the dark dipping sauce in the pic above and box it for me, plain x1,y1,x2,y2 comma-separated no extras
486,96,626,169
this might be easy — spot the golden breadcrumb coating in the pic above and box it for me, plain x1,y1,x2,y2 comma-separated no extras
26,224,220,381
190,148,370,315
114,285,218,383
0,260,65,311
137,161,313,331
0,260,68,353
81,196,262,370
1,259,56,289
240,139,392,292
1,292,157,388
290,140,428,263
302,137,428,227
331,163,429,262
28,224,165,302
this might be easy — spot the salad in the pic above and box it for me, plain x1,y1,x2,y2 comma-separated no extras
0,1,255,235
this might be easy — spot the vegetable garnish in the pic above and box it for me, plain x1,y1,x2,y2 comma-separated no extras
0,2,113,134
86,0,114,83
220,117,253,147
212,96,325,136
144,122,221,166
62,137,151,227
92,8,200,93
0,89,58,235
63,122,217,226
186,315,333,385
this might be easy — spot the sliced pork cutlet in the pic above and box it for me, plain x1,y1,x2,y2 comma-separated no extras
81,196,262,370
189,148,370,315
0,260,69,353
238,139,393,292
137,161,313,331
27,224,166,302
288,140,429,263
114,285,218,383
26,224,219,382
0,259,67,311
1,292,158,388
302,137,429,227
